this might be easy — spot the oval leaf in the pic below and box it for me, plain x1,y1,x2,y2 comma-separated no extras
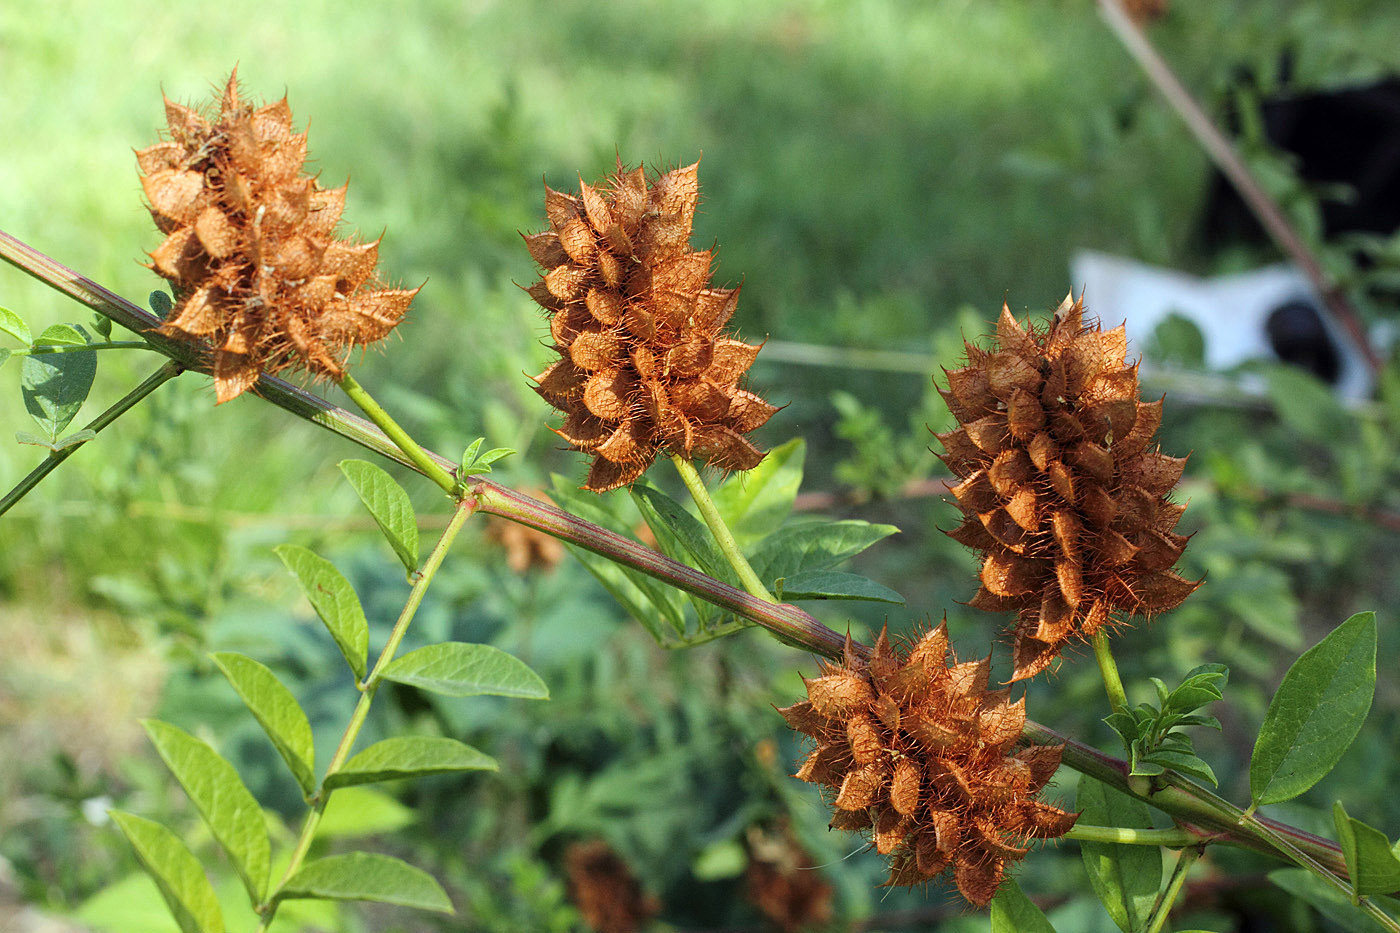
278,852,453,913
380,642,548,699
325,736,497,790
776,569,904,604
1334,802,1400,896
210,652,316,797
339,459,419,575
0,305,32,346
750,519,899,582
713,437,805,544
1251,611,1377,806
142,720,270,905
630,481,737,586
21,328,96,439
275,545,369,680
992,877,1057,933
110,811,225,933
1076,777,1162,933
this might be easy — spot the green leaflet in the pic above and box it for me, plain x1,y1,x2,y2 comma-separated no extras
0,305,33,345
278,852,453,913
991,877,1057,933
275,544,369,680
712,437,804,545
749,518,899,582
141,720,270,906
630,480,737,586
338,459,420,575
1076,777,1162,933
1334,802,1400,896
210,652,316,797
1250,611,1377,806
325,736,497,790
1270,868,1399,933
110,811,225,933
774,569,904,604
21,324,96,441
380,642,549,699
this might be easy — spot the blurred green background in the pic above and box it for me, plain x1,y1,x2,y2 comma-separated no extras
4,0,1400,930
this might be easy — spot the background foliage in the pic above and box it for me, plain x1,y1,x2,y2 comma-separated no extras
3,0,1400,929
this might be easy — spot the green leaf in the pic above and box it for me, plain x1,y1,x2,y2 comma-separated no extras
548,476,686,638
318,787,415,838
92,312,113,340
0,348,9,370
991,876,1057,933
275,545,369,680
15,430,59,449
1270,868,1397,933
750,519,899,582
1250,611,1377,806
338,459,419,575
775,569,904,604
0,305,32,345
21,326,96,440
141,720,270,905
149,291,174,317
1143,748,1217,787
713,437,804,545
380,642,549,699
110,811,225,933
35,322,88,346
209,653,316,797
1266,365,1352,442
1077,777,1162,932
630,481,737,585
278,852,453,913
1334,802,1400,896
325,736,496,790
54,428,98,450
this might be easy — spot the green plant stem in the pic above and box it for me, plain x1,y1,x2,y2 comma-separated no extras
255,498,474,930
5,230,1392,903
1146,844,1201,933
1092,629,1130,715
336,371,457,495
9,340,153,355
0,360,182,518
1065,824,1201,847
670,454,774,602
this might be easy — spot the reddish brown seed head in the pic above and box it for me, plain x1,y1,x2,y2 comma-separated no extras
524,160,776,491
138,70,415,402
935,296,1200,680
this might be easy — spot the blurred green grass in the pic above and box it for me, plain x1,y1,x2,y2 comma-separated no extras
4,1,1400,929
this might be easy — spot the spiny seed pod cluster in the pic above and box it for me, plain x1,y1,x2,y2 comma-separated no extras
779,625,1075,906
138,72,415,402
524,160,777,491
935,297,1199,681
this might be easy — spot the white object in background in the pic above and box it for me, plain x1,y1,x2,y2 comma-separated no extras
1070,251,1373,401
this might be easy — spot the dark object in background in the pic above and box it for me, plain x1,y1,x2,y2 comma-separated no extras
1266,299,1342,384
1203,77,1400,245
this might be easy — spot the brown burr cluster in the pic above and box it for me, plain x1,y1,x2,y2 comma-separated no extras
524,160,777,491
138,72,415,402
935,297,1199,681
779,625,1075,906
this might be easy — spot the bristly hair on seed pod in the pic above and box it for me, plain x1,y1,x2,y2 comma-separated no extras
523,158,779,492
934,295,1201,681
138,69,417,403
779,624,1076,906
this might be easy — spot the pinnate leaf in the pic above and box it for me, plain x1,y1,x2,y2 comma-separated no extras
141,720,270,905
380,642,548,699
339,459,419,575
21,324,96,440
210,652,316,796
278,852,453,913
1251,611,1377,806
325,736,496,790
1077,777,1161,932
276,544,369,680
110,811,225,933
